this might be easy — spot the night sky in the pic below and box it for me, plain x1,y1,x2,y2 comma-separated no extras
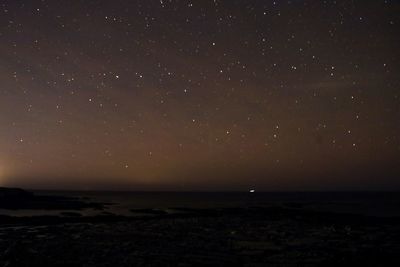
1,0,399,190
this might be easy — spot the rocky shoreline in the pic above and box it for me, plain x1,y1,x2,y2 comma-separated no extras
1,189,400,266
1,204,400,266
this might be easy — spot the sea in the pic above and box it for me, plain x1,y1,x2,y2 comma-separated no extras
1,191,399,218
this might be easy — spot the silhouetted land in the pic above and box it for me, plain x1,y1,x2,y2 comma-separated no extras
0,187,104,210
1,188,400,266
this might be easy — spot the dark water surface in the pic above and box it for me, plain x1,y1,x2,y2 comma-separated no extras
4,191,394,217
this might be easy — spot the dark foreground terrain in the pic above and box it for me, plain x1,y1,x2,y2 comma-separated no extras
1,189,400,266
